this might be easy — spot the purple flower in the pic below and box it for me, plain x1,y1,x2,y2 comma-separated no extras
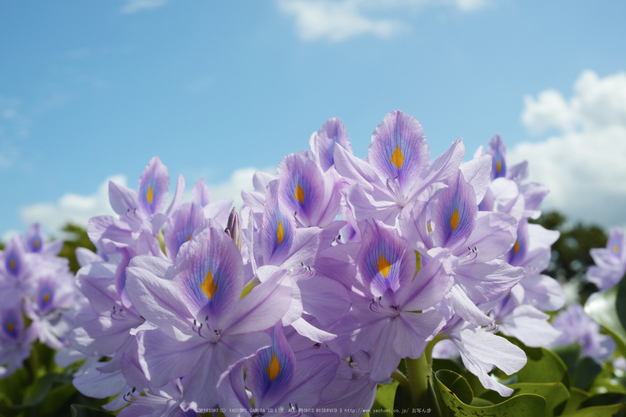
0,304,38,378
329,220,453,381
588,227,626,291
550,303,615,363
335,110,464,225
125,223,293,410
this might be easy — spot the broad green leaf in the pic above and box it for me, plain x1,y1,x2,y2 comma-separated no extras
70,404,114,417
506,337,570,388
432,359,464,376
372,381,398,417
433,370,546,416
10,373,71,409
40,383,77,416
585,283,626,358
562,403,626,417
579,392,626,408
562,387,591,415
435,370,473,405
507,383,569,417
469,398,493,407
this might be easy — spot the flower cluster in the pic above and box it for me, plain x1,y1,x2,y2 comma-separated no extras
0,224,77,378
68,110,564,416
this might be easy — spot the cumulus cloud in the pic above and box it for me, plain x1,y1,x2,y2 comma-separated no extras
121,0,168,14
510,70,626,228
18,167,271,238
276,0,494,42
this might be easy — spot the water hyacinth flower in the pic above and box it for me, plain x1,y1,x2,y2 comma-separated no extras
399,169,524,326
0,304,38,378
550,303,615,363
335,110,464,225
330,219,454,381
126,222,293,411
56,111,578,413
587,227,626,291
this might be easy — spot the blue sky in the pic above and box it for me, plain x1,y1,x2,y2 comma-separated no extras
1,0,626,240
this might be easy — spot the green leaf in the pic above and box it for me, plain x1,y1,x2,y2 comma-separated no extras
10,373,71,409
561,403,626,417
432,359,464,376
435,370,473,405
40,383,77,416
579,392,626,409
371,381,398,417
508,383,569,417
70,404,114,417
584,280,626,358
562,387,591,415
506,337,570,388
433,370,546,416
469,398,493,407
393,380,414,415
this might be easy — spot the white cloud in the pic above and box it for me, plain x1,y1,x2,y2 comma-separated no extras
510,70,626,228
276,0,407,42
19,175,127,238
276,0,494,42
121,0,168,14
454,0,492,12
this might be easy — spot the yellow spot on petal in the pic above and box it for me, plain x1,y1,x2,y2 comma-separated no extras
200,270,218,300
7,321,14,332
513,240,520,255
33,239,40,249
427,221,432,233
277,221,284,245
496,159,502,174
43,293,50,303
294,184,305,204
147,186,154,204
614,245,619,253
390,145,404,169
377,254,391,277
413,250,421,280
9,259,16,270
186,235,191,242
450,209,460,231
267,353,281,381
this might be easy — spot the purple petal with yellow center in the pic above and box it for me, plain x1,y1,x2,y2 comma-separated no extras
1,306,23,341
368,110,430,194
261,180,295,266
488,134,507,179
165,202,206,262
174,224,244,320
245,324,296,406
310,117,352,172
278,152,341,228
3,237,24,279
358,220,413,297
35,277,56,315
137,156,170,217
25,223,44,253
507,218,528,266
278,152,325,227
431,171,477,249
